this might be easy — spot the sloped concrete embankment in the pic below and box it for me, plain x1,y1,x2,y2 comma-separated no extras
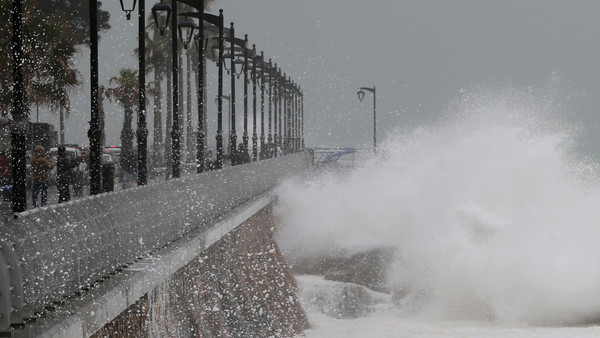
92,203,309,337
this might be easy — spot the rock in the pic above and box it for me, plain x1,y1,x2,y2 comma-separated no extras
289,247,394,293
296,275,391,319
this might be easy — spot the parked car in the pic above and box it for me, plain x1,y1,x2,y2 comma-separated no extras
104,146,122,178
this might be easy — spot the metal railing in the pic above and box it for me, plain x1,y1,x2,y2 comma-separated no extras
0,152,312,330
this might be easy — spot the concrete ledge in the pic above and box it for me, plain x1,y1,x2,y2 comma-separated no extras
12,190,276,338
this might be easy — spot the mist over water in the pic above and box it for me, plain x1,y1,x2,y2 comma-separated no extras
277,85,600,326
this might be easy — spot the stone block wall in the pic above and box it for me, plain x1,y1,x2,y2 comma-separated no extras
92,203,309,337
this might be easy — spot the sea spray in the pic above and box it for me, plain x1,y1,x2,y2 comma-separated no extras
276,85,600,325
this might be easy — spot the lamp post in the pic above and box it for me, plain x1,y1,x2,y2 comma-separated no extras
87,0,102,196
152,0,182,177
273,64,281,156
11,0,26,212
218,94,231,160
216,12,224,169
283,74,289,153
134,0,149,186
300,89,304,150
357,86,376,153
242,34,249,160
256,53,266,159
266,58,272,153
221,23,246,165
251,45,257,161
184,9,223,172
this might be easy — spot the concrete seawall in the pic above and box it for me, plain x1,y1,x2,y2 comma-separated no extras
92,200,308,337
13,191,309,337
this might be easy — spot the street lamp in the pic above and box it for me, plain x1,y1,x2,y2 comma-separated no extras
87,0,102,196
178,19,197,50
225,22,246,164
357,86,377,153
251,44,258,161
266,58,273,154
242,34,251,162
118,0,149,186
11,0,27,211
152,1,171,36
119,0,137,20
183,9,223,172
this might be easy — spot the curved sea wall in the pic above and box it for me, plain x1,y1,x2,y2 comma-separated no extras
92,202,309,337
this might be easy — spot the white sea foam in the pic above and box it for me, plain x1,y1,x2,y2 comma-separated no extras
277,84,600,328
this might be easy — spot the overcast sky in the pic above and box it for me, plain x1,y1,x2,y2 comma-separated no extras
56,0,600,153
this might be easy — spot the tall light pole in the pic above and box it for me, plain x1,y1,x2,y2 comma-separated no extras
11,0,26,212
357,86,376,153
87,0,102,196
136,0,148,185
119,0,148,185
251,45,258,161
185,8,221,173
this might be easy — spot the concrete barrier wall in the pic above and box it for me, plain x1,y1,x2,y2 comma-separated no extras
0,152,311,331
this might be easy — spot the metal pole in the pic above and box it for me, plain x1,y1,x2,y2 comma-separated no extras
301,90,304,150
171,0,180,178
242,34,249,158
137,0,148,185
229,22,237,163
216,10,224,169
196,5,205,173
373,85,377,153
272,65,277,153
284,75,289,152
267,59,272,148
293,83,297,152
88,0,102,197
11,0,26,212
259,53,265,155
251,45,257,162
278,70,283,148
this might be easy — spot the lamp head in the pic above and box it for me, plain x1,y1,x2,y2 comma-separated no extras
357,89,365,102
152,2,172,36
120,0,137,20
178,20,197,49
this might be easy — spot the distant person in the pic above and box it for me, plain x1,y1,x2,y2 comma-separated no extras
276,145,283,157
121,147,137,189
31,145,54,207
57,146,81,203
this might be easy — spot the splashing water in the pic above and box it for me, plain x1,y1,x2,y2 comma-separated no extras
276,85,600,326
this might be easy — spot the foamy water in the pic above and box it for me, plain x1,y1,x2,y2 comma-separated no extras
276,85,600,335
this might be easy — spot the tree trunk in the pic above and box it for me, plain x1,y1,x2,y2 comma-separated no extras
121,104,135,154
59,106,65,144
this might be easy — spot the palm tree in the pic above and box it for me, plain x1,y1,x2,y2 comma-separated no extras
39,37,81,144
0,2,81,125
141,23,170,167
106,68,139,161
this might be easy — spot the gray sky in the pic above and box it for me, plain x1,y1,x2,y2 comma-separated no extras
57,0,600,153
